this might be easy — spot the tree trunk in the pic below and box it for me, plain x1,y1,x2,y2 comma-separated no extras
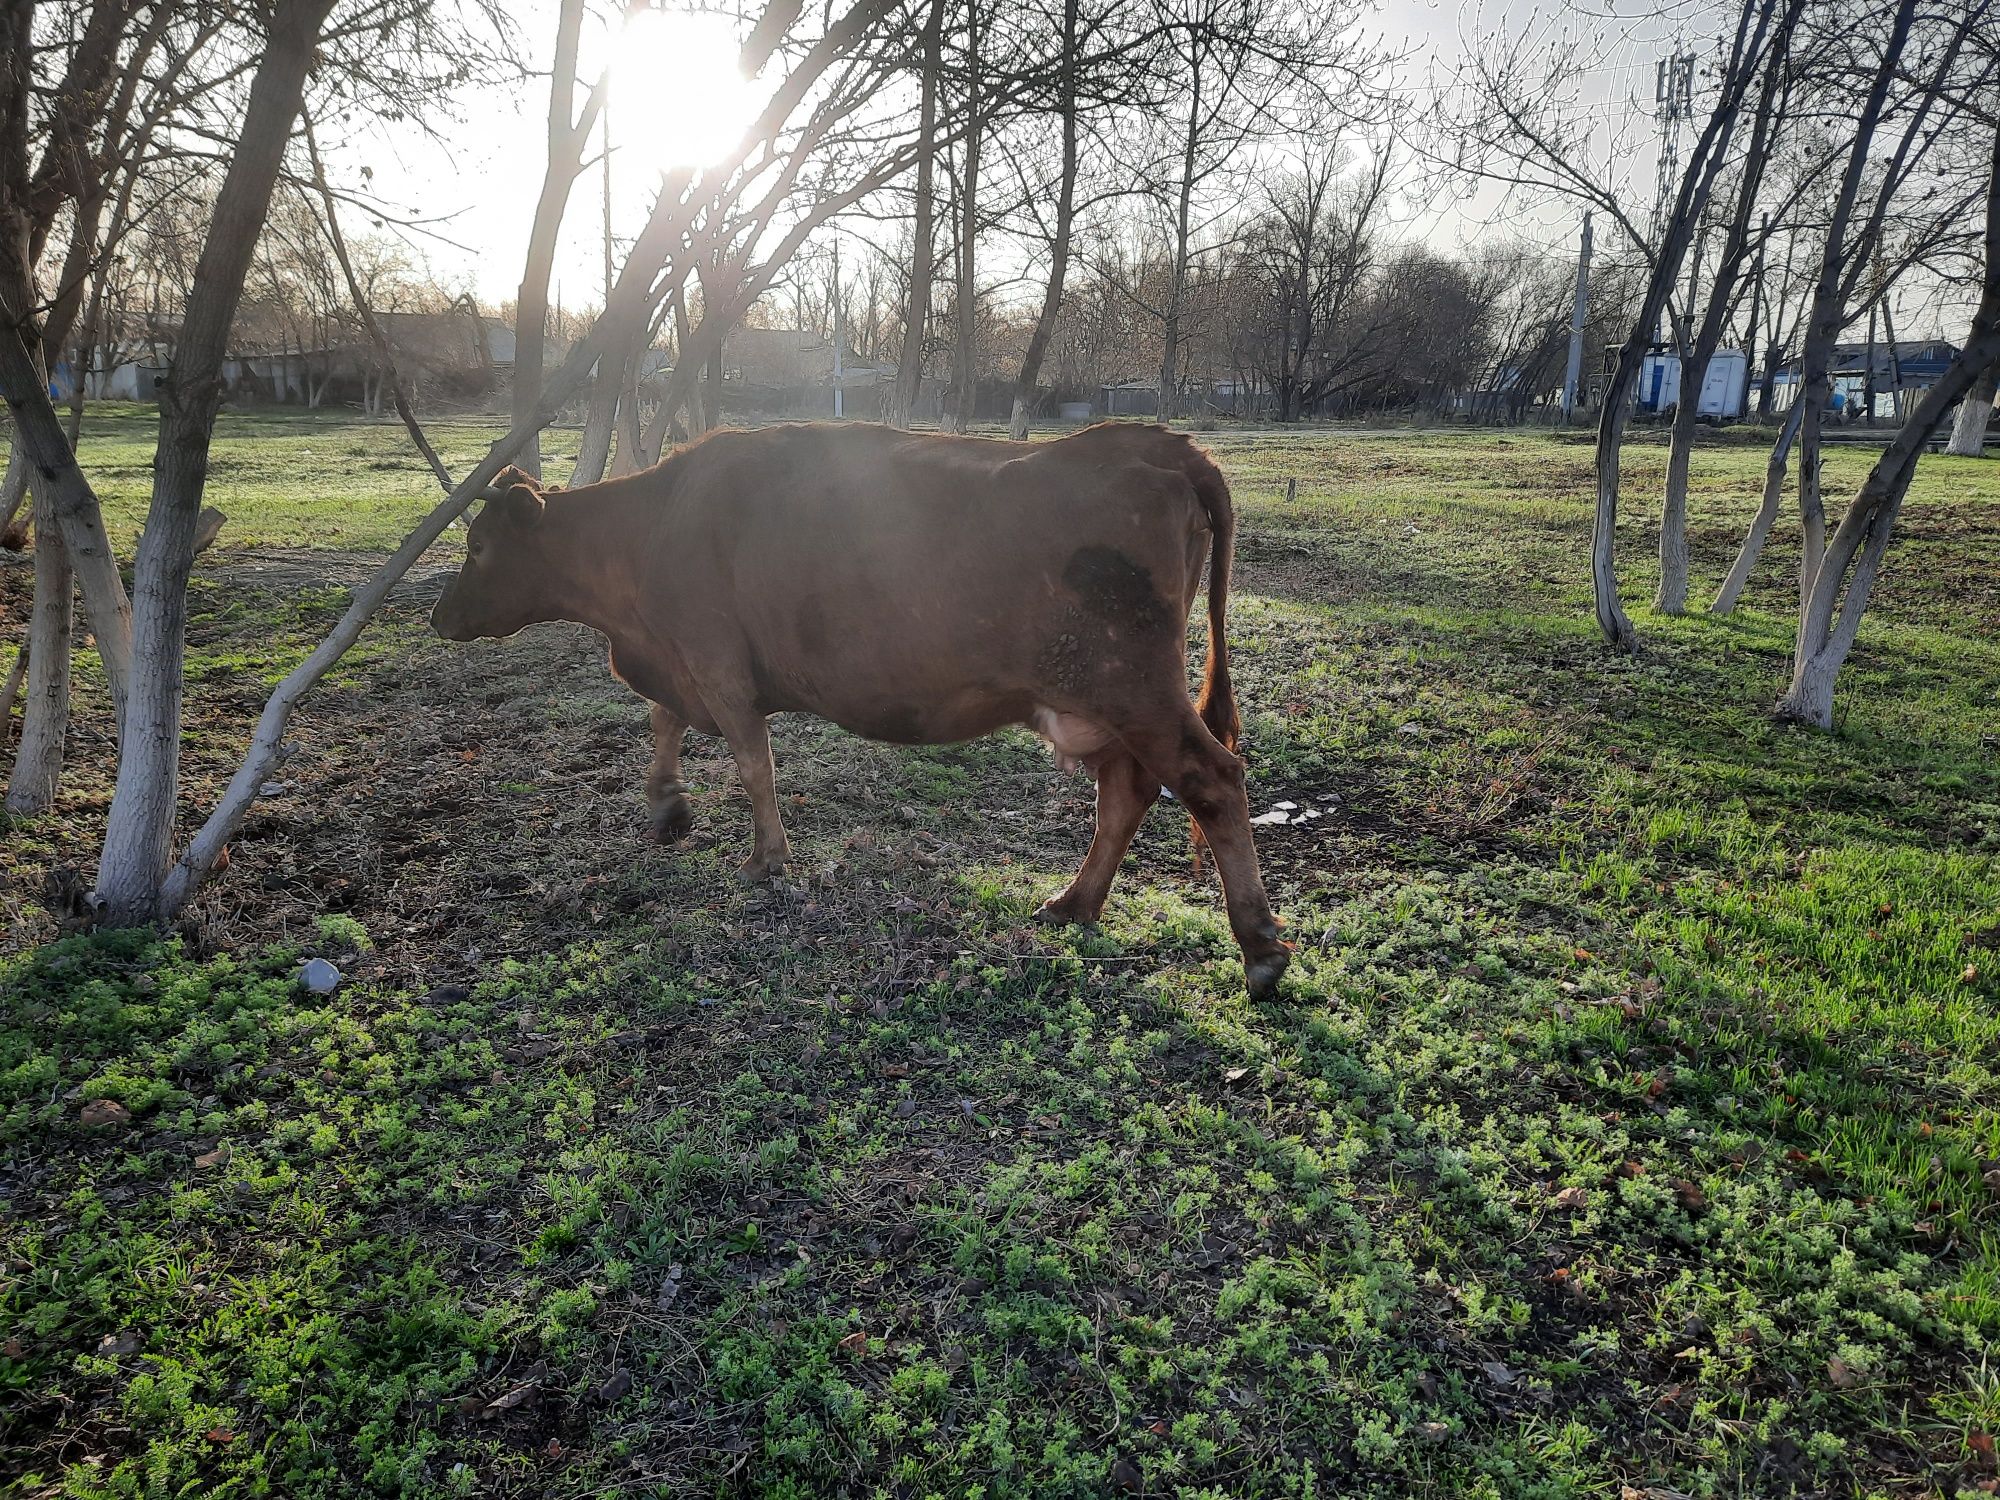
511,0,593,481
950,0,982,435
1946,362,1996,455
571,364,619,485
612,344,644,476
0,427,26,545
1797,395,1824,606
1157,55,1202,425
1008,0,1078,442
4,480,73,814
1592,386,1639,651
891,0,944,430
1711,396,1803,613
0,318,131,714
1656,385,1697,613
95,0,335,926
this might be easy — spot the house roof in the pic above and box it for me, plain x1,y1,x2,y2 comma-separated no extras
1769,340,1959,380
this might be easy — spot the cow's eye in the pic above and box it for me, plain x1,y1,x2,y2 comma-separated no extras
468,540,484,560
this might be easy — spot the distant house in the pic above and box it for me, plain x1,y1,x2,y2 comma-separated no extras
721,325,895,415
1771,339,1959,420
374,310,515,374
1099,380,1159,417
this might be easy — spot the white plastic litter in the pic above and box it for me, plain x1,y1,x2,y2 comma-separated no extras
299,958,342,994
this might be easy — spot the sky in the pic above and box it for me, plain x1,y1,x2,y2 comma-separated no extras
326,0,1960,336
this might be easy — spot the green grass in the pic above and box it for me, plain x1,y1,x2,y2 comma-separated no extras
3,412,1999,1497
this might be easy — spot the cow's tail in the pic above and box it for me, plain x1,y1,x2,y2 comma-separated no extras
1186,443,1239,870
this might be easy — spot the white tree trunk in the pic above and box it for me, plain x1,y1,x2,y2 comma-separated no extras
1656,389,1698,613
4,484,74,814
1946,364,1996,455
95,0,337,924
0,322,132,716
1712,398,1804,614
0,428,27,543
1798,399,1825,606
570,371,618,485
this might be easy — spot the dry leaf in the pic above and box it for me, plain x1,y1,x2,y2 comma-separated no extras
837,1330,869,1355
481,1381,539,1417
1827,1355,1861,1389
80,1099,131,1129
1551,1185,1588,1209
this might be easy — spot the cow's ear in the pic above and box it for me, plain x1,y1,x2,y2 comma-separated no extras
484,468,545,526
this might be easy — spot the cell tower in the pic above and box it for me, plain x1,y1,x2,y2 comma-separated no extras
1648,49,1698,345
1648,51,1697,248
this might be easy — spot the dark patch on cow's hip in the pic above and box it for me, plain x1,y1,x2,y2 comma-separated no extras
1063,546,1170,634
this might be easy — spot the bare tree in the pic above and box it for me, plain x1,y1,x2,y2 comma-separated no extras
1007,0,1080,438
890,0,946,428
1654,0,1807,615
511,0,604,480
1776,116,2000,725
1587,0,1780,649
1711,0,1989,613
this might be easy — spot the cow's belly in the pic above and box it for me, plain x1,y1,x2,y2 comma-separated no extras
785,683,1029,747
804,695,1115,774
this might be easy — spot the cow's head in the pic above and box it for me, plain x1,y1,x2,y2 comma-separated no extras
430,467,555,640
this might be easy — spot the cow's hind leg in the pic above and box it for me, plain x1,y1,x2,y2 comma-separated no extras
645,702,695,843
714,707,790,883
1114,703,1289,999
1037,751,1156,926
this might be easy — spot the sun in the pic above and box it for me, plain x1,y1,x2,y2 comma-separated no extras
611,7,761,172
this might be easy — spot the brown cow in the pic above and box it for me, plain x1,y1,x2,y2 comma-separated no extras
430,422,1289,997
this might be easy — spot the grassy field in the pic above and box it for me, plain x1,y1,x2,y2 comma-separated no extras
3,409,1999,1498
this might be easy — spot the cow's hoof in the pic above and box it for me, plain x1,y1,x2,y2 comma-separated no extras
649,797,696,844
735,853,787,885
1244,947,1291,1001
1033,895,1099,927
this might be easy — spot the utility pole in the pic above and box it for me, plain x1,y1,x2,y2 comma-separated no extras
831,238,844,419
601,105,613,310
1562,211,1593,422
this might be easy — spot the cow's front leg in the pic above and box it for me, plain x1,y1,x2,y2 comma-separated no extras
715,708,790,882
645,701,695,843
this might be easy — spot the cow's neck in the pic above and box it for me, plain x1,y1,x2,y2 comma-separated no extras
536,485,648,634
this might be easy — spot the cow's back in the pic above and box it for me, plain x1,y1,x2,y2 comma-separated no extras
631,424,1214,743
